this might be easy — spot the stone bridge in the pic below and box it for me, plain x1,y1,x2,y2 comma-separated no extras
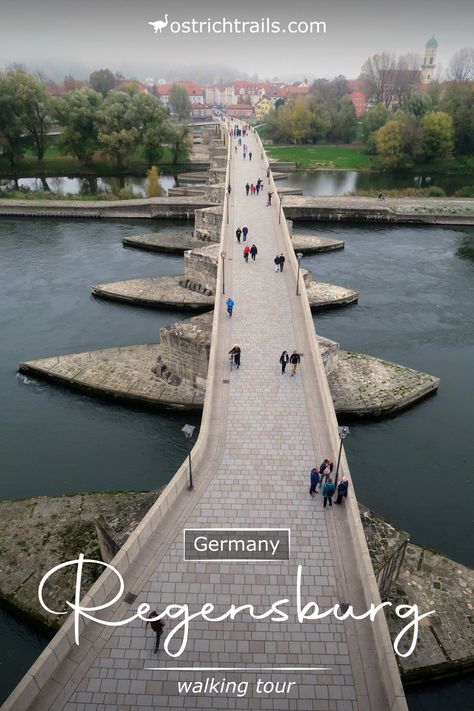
3,123,408,710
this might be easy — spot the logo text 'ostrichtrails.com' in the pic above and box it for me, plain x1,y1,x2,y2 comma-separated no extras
148,16,327,35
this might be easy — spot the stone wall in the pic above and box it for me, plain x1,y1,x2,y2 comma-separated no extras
157,312,212,387
318,336,340,374
194,206,223,241
183,244,219,292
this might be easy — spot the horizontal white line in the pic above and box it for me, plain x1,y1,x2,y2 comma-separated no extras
144,667,331,672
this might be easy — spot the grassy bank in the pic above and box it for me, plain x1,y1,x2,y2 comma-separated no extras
265,144,474,174
265,144,375,170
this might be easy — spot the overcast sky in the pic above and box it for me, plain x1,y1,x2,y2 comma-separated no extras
1,0,473,82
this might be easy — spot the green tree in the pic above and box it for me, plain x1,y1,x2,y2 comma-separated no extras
361,103,390,153
146,165,161,197
165,122,191,164
168,84,192,120
271,103,295,143
420,111,454,161
404,91,432,117
51,87,102,166
125,93,169,167
4,69,52,162
329,96,357,143
441,82,474,155
89,69,117,98
375,112,420,167
97,91,140,170
292,98,313,143
375,120,403,167
0,73,25,168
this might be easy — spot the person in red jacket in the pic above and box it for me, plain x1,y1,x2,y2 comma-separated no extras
243,245,250,262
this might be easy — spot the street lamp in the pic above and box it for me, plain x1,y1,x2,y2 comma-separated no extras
334,425,350,489
278,194,283,224
296,252,303,295
226,191,229,225
220,250,226,294
181,424,196,490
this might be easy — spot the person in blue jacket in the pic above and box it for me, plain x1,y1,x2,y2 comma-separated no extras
226,297,234,317
309,467,320,496
322,477,336,508
335,477,349,504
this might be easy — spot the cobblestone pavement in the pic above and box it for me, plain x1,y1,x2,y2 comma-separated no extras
16,130,405,711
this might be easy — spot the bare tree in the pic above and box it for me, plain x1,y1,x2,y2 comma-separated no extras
393,54,422,108
360,53,397,107
447,48,474,82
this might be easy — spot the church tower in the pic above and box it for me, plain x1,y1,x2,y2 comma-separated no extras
421,35,438,83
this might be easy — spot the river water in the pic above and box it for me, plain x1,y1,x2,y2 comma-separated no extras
0,218,472,707
284,170,474,196
3,167,474,198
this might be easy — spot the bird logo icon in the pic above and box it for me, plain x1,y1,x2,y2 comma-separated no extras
148,15,169,33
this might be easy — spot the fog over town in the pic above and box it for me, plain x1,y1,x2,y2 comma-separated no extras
1,0,473,82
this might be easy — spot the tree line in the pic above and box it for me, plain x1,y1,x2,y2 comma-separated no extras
264,77,358,145
0,68,192,171
263,47,473,168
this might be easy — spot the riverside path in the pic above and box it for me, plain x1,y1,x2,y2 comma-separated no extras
3,125,408,711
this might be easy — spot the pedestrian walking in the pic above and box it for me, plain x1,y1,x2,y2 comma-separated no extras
146,612,165,654
226,297,234,317
309,467,320,496
243,245,250,262
245,183,250,196
266,167,270,179
335,477,349,504
289,350,300,376
249,151,252,161
227,184,231,195
229,344,241,369
235,145,237,153
250,183,255,195
322,477,336,508
279,253,286,272
235,227,242,243
274,254,281,272
250,244,258,261
256,182,260,195
267,191,273,206
279,350,289,373
242,225,248,241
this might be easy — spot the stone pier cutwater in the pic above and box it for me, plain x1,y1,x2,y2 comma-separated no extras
93,226,357,311
7,122,411,710
122,227,342,256
20,310,439,416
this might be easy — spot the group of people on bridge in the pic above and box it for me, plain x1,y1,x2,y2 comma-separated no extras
309,460,349,508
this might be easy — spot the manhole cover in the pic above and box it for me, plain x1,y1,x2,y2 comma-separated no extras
223,379,230,383
123,592,137,604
